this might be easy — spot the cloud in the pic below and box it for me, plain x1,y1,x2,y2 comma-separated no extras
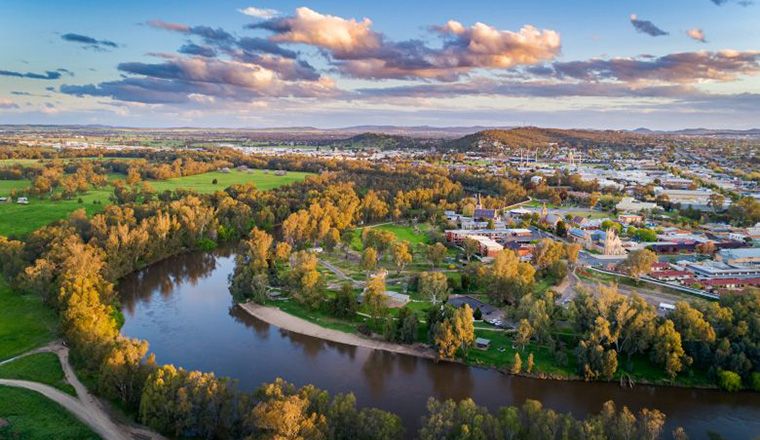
252,7,560,80
0,98,19,109
0,69,63,80
238,6,279,19
178,43,217,57
61,55,338,104
534,50,760,83
629,14,669,37
61,33,118,50
687,28,707,43
237,37,297,59
710,0,753,6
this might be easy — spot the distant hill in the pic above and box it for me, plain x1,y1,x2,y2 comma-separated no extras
332,132,435,150
446,127,658,151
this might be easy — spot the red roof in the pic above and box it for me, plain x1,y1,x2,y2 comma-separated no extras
700,277,760,287
650,270,692,279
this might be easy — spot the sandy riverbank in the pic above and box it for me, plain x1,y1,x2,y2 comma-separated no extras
239,302,436,359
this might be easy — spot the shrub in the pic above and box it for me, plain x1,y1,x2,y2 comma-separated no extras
473,307,483,320
718,370,742,392
750,372,760,392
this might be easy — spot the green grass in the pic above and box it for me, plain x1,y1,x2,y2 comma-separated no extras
0,187,112,237
0,179,30,194
150,169,312,193
351,223,432,251
465,330,578,377
268,298,364,335
0,280,58,360
0,386,100,440
0,353,75,395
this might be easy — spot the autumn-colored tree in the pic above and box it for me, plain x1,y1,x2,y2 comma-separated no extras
361,247,378,277
289,250,324,309
620,249,658,281
391,241,412,274
363,272,388,323
488,249,535,304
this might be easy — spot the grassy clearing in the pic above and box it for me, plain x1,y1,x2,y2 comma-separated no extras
0,187,112,237
150,170,312,193
0,280,58,360
0,352,75,395
0,386,99,440
351,223,432,251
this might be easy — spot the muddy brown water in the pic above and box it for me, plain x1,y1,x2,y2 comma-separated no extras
120,249,760,439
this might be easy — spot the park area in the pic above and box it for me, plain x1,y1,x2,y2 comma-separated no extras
0,166,312,236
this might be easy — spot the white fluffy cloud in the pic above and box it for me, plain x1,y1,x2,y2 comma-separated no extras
238,6,280,19
687,28,707,43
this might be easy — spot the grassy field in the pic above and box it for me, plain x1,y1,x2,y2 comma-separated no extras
351,223,432,250
0,386,100,440
0,169,312,236
0,280,58,360
0,352,75,395
150,169,312,193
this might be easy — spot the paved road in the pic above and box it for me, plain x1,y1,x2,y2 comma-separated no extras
0,343,164,440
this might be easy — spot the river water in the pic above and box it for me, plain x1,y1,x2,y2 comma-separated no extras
119,249,760,439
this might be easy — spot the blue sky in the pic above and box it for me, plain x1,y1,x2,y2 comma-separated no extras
1,0,759,129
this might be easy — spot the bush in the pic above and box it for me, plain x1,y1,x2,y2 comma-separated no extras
196,238,217,251
718,370,742,392
473,307,483,320
750,372,760,392
357,324,371,336
212,178,218,184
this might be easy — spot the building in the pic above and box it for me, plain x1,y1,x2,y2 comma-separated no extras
445,228,532,245
618,214,643,225
475,338,491,350
466,235,504,257
716,248,760,266
616,197,657,213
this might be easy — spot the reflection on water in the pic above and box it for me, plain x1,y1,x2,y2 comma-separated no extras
120,250,760,439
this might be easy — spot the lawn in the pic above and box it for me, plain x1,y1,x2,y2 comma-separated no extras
0,179,30,194
0,280,58,361
0,386,100,440
0,352,75,395
351,223,432,250
0,186,112,237
149,169,313,193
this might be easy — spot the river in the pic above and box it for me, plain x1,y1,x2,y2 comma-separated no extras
119,249,760,439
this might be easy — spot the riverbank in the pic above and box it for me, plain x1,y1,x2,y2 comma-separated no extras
239,302,436,359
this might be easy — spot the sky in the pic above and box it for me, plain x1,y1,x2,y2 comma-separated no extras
1,0,759,129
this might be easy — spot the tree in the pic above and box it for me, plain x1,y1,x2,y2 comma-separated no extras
621,249,658,281
418,271,449,304
426,242,448,268
98,337,152,409
361,247,378,276
555,220,567,238
274,241,292,263
462,238,479,262
330,283,358,319
515,319,533,350
289,250,324,308
488,250,535,304
708,193,725,213
433,304,474,359
364,272,388,323
565,242,581,267
526,353,534,373
511,353,522,374
589,191,601,209
717,370,742,391
391,241,412,274
652,319,691,379
532,238,565,271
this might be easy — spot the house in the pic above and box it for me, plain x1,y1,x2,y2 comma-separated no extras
17,196,29,205
618,214,643,225
475,338,491,350
616,197,657,213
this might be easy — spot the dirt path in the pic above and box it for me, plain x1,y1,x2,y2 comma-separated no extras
240,302,436,359
0,342,165,440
